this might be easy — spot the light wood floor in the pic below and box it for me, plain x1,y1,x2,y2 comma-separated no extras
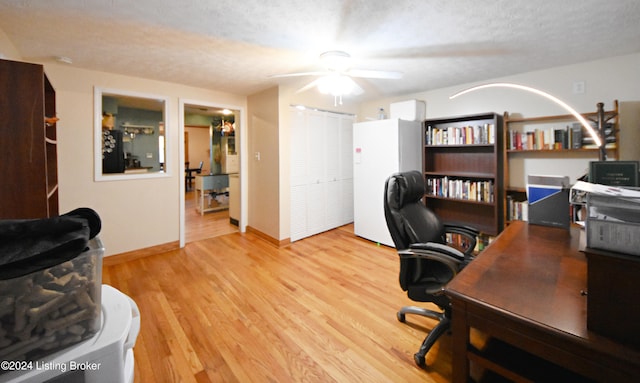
103,225,454,383
185,190,238,243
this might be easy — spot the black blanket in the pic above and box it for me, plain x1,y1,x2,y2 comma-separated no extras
0,208,101,280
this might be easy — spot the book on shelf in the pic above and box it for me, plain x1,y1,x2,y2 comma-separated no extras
472,233,495,253
446,232,494,253
553,128,568,149
581,122,616,146
425,176,494,203
508,127,558,150
426,123,495,146
506,195,528,221
507,122,616,151
569,124,582,149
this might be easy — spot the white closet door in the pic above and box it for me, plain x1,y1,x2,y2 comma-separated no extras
290,107,355,242
290,109,308,187
290,184,307,242
307,111,326,184
338,115,354,226
325,113,340,182
340,178,354,225
306,181,326,236
339,116,354,180
325,179,342,229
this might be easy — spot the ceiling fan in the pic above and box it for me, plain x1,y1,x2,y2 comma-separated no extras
271,50,403,105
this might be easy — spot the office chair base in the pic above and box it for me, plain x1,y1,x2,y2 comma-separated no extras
414,353,426,367
396,306,450,368
397,305,444,323
414,316,451,368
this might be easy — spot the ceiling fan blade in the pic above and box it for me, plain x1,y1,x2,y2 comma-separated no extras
351,81,365,95
269,71,327,78
295,78,323,94
347,69,403,79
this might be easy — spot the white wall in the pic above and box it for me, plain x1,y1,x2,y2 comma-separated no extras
358,53,640,122
357,53,640,188
0,29,20,59
41,64,245,256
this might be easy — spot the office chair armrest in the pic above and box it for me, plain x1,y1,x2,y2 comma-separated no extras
444,223,479,237
408,242,465,262
443,223,479,256
400,247,462,293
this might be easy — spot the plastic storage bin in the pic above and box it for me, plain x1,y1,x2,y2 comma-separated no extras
0,285,139,383
0,237,104,362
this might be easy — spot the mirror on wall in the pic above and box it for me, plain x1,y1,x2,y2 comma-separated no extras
94,87,170,181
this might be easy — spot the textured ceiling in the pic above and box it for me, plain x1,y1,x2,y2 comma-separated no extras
1,0,640,101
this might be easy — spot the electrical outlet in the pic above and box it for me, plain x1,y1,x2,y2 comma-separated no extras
573,81,585,94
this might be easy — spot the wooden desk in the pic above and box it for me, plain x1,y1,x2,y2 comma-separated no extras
446,221,640,382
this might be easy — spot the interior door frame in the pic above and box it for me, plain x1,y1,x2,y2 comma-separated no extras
178,98,247,248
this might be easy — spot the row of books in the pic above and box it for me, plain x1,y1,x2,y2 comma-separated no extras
506,196,529,221
426,123,496,146
425,177,495,203
445,232,494,253
507,125,581,151
507,123,615,151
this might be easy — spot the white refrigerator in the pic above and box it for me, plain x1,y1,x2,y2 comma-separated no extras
353,118,422,247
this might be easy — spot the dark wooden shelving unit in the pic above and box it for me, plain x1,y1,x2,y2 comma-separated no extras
0,59,58,219
423,113,503,236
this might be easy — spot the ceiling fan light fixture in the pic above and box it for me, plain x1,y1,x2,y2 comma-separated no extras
320,50,351,72
317,74,356,96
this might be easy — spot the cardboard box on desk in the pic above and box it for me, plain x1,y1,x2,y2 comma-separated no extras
527,175,570,229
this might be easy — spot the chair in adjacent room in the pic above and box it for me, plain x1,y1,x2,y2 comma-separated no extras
383,170,479,367
185,161,203,190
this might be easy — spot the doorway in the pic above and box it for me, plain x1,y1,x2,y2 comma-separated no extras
180,100,244,244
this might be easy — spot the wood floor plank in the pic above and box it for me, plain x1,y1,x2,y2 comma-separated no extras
185,190,238,244
103,225,452,382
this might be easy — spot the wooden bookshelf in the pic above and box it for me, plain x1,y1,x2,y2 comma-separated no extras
503,101,619,225
0,59,58,219
423,113,503,236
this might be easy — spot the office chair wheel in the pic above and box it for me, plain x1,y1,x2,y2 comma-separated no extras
414,353,426,367
397,312,406,322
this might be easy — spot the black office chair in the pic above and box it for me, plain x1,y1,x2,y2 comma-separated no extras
383,170,479,367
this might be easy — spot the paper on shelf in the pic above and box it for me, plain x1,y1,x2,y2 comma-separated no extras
570,180,640,205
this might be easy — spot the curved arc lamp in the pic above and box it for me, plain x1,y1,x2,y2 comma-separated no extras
449,82,603,149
